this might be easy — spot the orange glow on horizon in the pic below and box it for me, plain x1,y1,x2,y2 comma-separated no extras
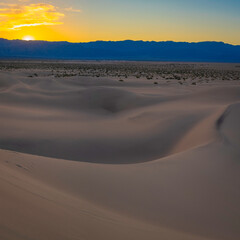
22,35,34,41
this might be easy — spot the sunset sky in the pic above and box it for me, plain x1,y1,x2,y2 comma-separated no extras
0,0,240,44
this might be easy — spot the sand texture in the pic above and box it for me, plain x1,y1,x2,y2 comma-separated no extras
0,61,240,240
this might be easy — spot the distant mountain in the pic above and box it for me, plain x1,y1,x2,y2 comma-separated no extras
0,38,240,62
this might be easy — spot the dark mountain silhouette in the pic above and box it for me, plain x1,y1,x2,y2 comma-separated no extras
0,38,240,62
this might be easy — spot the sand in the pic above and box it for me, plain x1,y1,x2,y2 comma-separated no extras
0,61,240,240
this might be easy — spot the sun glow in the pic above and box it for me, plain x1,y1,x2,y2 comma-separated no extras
22,35,34,41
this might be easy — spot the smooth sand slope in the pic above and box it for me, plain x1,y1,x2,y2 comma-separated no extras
0,62,240,240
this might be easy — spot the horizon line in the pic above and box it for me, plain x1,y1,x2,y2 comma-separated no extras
1,38,240,47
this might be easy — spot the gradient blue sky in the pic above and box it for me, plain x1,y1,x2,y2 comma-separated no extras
1,0,240,44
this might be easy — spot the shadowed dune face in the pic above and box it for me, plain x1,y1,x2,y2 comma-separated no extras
0,65,240,163
217,103,240,148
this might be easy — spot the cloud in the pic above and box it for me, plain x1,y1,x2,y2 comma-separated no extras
0,3,64,31
0,3,18,7
64,7,81,13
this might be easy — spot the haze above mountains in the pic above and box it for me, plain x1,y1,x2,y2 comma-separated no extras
0,38,240,62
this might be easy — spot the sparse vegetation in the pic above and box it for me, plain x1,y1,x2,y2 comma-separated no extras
0,61,239,86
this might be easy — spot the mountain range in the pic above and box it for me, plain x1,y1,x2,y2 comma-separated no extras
0,38,240,62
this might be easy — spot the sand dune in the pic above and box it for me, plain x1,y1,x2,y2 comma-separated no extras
0,62,240,240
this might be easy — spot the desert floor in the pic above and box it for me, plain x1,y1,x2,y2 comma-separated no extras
0,61,240,240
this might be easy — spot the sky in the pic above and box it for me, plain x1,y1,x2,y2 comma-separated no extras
0,0,240,44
